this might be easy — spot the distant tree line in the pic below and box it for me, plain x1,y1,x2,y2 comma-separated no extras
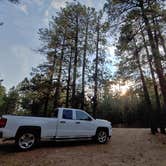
0,83,19,115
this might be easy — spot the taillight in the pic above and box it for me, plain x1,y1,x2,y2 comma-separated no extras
0,118,7,128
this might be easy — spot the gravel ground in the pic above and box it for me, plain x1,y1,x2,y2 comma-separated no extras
0,128,166,166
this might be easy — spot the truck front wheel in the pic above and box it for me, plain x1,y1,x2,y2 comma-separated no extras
96,129,108,144
16,131,38,151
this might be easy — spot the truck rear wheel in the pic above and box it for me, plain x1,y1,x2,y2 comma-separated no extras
16,131,38,151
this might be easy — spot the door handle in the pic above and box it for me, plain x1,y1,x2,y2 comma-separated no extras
76,122,80,124
60,121,66,124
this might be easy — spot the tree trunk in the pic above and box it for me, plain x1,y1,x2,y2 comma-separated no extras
66,47,72,108
43,50,57,116
134,50,152,110
53,37,65,109
93,17,100,118
140,24,161,112
157,27,166,59
71,15,79,108
81,19,89,109
139,0,166,110
152,17,166,133
133,38,156,134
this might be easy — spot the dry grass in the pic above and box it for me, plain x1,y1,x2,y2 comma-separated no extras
0,128,166,166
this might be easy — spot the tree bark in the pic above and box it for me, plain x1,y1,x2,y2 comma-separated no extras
43,50,57,116
93,17,100,118
134,49,152,110
155,19,166,59
66,47,72,108
53,37,65,109
139,24,161,112
71,14,79,108
81,19,89,109
133,37,156,134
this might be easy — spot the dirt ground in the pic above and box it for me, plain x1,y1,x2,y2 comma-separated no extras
0,128,166,166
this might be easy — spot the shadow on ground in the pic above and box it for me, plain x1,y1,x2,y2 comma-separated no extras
0,139,96,154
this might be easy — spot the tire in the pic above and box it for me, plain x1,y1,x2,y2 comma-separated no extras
96,129,108,144
15,130,38,151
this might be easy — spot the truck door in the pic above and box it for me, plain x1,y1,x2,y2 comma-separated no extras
74,110,96,137
56,109,76,138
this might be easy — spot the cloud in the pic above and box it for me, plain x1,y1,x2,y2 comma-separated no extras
42,0,65,25
43,10,50,25
94,0,105,10
50,0,74,10
34,0,43,6
42,0,83,25
11,45,43,74
11,45,32,74
18,4,28,15
82,0,93,7
44,0,104,22
1,45,44,88
50,0,97,9
44,10,49,17
43,9,50,25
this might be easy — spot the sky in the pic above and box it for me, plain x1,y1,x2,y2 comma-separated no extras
0,0,115,90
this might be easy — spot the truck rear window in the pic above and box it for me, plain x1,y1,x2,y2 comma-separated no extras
63,109,73,119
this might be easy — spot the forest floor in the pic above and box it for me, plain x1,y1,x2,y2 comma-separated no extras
0,128,166,166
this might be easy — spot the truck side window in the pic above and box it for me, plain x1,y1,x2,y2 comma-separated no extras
76,111,92,121
63,109,73,120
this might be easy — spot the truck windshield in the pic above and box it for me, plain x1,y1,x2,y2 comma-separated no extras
76,111,92,121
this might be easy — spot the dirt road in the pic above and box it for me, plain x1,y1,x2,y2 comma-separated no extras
0,128,166,166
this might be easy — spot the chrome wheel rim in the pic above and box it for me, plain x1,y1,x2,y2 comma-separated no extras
98,131,107,143
18,133,35,149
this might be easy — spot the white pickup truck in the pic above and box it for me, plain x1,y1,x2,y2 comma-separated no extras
0,108,112,150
